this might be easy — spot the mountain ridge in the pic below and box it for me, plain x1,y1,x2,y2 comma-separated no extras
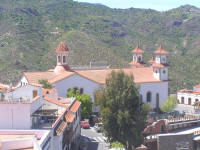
0,0,200,93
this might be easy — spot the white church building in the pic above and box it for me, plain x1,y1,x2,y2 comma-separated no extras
16,42,170,112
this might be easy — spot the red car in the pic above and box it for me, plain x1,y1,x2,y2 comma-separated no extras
80,121,90,129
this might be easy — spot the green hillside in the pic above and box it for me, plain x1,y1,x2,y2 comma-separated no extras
0,0,200,93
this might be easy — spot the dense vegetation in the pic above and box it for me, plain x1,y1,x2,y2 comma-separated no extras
0,0,200,93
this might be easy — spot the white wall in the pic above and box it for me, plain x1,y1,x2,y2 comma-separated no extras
155,55,161,64
177,92,200,105
140,82,169,108
0,104,31,129
55,74,100,112
161,55,167,64
160,68,168,81
153,68,160,80
16,76,28,87
5,84,42,102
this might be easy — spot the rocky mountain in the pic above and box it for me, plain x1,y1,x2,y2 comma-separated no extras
0,0,200,93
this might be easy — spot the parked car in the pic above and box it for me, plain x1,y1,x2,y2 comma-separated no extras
80,121,90,129
94,123,103,132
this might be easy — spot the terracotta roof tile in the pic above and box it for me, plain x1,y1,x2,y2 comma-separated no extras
24,71,75,85
76,68,162,84
24,67,162,86
65,112,75,123
55,121,67,136
56,42,69,53
132,45,144,53
43,96,68,108
70,100,81,113
154,45,168,54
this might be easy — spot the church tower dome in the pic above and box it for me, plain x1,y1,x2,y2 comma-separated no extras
129,45,145,68
54,42,71,74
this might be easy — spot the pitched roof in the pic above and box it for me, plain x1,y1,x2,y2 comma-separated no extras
154,45,168,54
56,42,69,53
65,112,75,123
70,100,81,113
55,121,67,136
76,68,162,84
43,96,68,108
132,45,144,54
24,70,75,85
23,67,163,86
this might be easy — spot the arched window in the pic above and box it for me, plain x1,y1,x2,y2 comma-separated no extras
138,56,142,62
188,98,191,105
58,56,61,63
147,91,152,103
181,97,184,104
196,99,199,102
63,56,66,63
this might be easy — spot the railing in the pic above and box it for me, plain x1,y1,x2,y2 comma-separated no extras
167,115,200,123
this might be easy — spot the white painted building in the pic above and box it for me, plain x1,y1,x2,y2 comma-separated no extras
16,43,170,110
0,130,51,150
177,84,200,105
0,83,81,150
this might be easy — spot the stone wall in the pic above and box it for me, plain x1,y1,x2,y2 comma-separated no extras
157,133,193,150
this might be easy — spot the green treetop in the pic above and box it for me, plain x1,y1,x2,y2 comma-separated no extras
94,71,149,150
67,88,92,119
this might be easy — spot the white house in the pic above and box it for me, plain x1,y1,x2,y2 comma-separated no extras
0,129,51,150
177,84,200,105
0,84,81,150
16,42,169,111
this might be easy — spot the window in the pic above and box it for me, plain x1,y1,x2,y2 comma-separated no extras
156,93,159,109
138,56,142,62
163,70,166,74
63,56,66,63
196,99,199,102
58,56,61,63
147,91,152,103
80,88,84,94
188,98,191,105
181,97,184,104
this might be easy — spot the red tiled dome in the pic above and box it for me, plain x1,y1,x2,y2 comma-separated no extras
56,42,69,53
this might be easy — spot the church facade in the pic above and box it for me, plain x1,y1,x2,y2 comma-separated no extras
16,42,169,112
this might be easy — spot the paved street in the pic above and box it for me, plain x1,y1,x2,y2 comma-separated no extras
81,127,110,150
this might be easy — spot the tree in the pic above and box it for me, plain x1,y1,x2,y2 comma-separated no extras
67,88,92,119
39,79,52,89
160,96,178,113
94,71,149,150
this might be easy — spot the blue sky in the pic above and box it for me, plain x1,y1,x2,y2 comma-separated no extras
74,0,200,11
